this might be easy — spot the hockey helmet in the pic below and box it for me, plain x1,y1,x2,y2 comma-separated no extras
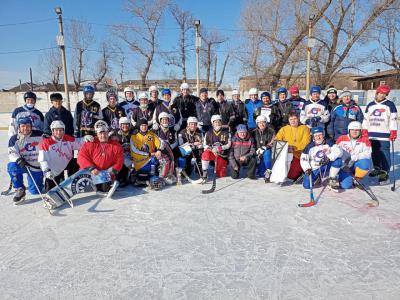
211,114,222,123
311,126,324,136
310,86,321,94
23,91,37,101
138,92,148,99
161,88,171,96
83,85,95,94
119,117,130,126
50,120,65,130
148,85,158,93
94,120,109,133
348,121,362,131
180,82,190,90
106,89,118,101
124,86,134,93
158,112,170,123
277,87,288,95
149,176,164,190
260,91,271,99
256,115,268,124
17,116,32,127
187,116,198,124
248,88,258,96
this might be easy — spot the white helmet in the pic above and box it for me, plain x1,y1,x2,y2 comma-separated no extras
256,115,268,124
249,88,258,96
50,120,65,130
211,114,222,123
232,89,240,96
119,117,130,125
187,116,198,124
124,86,134,93
348,121,362,131
158,112,170,122
180,82,190,90
148,85,158,93
138,92,148,99
94,120,109,133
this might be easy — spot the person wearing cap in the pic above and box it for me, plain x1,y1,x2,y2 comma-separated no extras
148,85,162,111
245,88,262,130
229,124,257,179
327,90,363,141
7,116,44,204
173,82,199,129
130,92,154,130
273,87,294,131
231,89,248,132
215,89,235,132
74,85,103,137
102,89,126,131
43,93,74,136
120,86,139,119
324,86,340,112
300,85,330,128
362,84,398,184
288,86,305,115
152,88,182,132
253,91,278,129
195,88,218,132
77,120,124,193
8,91,44,138
38,120,93,192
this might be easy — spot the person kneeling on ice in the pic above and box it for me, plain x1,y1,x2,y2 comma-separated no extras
77,120,124,193
38,120,93,192
300,126,343,192
7,117,44,204
201,115,231,181
335,121,371,189
229,124,257,179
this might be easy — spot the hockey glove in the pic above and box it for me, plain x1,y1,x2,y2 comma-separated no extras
319,156,330,166
174,123,180,132
44,169,54,180
152,123,159,130
16,157,27,168
83,135,94,142
305,168,312,175
390,130,397,141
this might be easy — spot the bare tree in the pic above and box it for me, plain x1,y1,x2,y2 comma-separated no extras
217,54,230,89
112,45,128,86
91,42,112,89
113,0,170,89
38,48,62,90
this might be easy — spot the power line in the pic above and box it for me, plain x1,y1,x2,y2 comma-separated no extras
0,47,58,55
0,18,55,27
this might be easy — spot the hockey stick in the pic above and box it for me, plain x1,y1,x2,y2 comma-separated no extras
1,180,13,196
298,172,316,207
51,178,74,208
181,170,204,184
26,168,52,215
106,181,119,198
391,140,396,192
353,177,379,207
202,157,218,194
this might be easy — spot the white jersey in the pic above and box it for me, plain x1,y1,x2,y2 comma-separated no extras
8,130,43,169
336,135,371,164
300,139,342,171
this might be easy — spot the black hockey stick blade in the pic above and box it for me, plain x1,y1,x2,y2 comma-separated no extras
1,181,13,196
201,176,216,194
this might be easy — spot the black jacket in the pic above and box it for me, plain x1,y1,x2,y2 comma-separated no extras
173,94,199,120
44,106,74,136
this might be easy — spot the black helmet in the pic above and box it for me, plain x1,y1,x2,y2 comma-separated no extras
24,91,37,101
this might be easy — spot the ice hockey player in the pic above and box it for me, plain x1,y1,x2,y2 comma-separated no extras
288,86,305,115
74,85,103,137
8,91,44,137
253,91,277,129
215,89,235,132
231,90,248,133
300,86,330,128
38,120,93,192
335,121,371,188
275,112,310,181
327,90,363,141
77,120,123,193
148,85,162,111
273,87,293,131
130,92,154,130
229,124,257,179
7,116,44,204
363,84,398,184
43,93,74,136
178,116,203,176
120,86,139,119
201,115,231,180
245,88,262,130
195,88,218,132
102,89,126,131
173,82,199,129
152,89,182,132
252,115,275,181
300,126,343,192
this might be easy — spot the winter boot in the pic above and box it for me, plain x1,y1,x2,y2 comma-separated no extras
378,171,389,185
201,170,208,183
13,187,26,205
264,169,272,183
328,177,340,192
369,169,384,177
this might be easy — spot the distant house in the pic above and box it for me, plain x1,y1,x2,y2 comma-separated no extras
354,69,400,90
119,79,225,92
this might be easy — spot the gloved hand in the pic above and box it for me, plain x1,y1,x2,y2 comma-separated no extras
44,169,54,180
390,130,397,141
83,135,94,142
42,133,50,139
131,120,137,127
319,156,330,166
152,123,159,130
256,147,266,156
350,153,359,162
305,168,312,175
174,123,180,132
310,116,321,127
198,122,204,128
16,157,27,168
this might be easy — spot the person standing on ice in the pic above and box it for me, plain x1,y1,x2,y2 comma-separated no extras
273,87,293,131
77,120,124,193
253,91,277,130
8,91,44,138
195,88,218,133
102,89,126,131
152,88,182,132
300,126,343,192
362,84,398,184
148,85,162,111
231,89,248,133
43,93,74,136
130,92,154,131
74,85,103,137
7,117,43,204
215,89,235,132
173,82,199,130
119,86,139,119
38,120,93,192
245,88,262,130
300,86,330,128
335,121,371,189
288,86,305,115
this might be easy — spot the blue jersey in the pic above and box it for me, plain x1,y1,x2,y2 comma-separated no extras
245,99,263,129
9,105,44,137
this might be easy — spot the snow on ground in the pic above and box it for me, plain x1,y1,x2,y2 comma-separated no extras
0,130,400,299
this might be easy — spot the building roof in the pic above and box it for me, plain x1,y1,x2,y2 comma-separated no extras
354,69,400,81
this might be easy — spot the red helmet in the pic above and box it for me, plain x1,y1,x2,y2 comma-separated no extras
376,85,390,95
289,86,299,94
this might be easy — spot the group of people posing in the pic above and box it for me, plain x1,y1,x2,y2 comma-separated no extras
6,82,398,208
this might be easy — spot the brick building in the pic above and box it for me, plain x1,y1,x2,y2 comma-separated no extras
354,69,400,90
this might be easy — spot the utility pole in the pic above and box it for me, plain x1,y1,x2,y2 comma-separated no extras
55,7,71,110
194,20,201,96
29,68,33,91
305,15,315,99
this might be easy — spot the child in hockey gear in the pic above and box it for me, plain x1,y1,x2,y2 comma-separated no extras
113,117,134,186
8,91,44,137
327,90,363,141
300,126,343,192
43,93,74,136
253,92,278,129
288,86,305,115
38,120,92,192
215,89,235,132
229,124,257,179
275,112,310,181
335,121,371,189
178,116,203,176
131,92,154,130
273,87,293,131
201,115,231,179
7,117,44,204
252,115,275,180
363,85,398,184
231,90,248,133
195,88,219,132
300,86,330,128
173,82,199,130
245,88,263,130
74,85,103,137
77,120,124,193
102,89,126,131
152,89,182,132
120,86,139,119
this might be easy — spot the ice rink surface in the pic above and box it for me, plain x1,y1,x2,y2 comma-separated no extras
0,131,399,299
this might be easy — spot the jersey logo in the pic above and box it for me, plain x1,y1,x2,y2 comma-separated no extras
310,107,321,115
21,141,39,153
315,149,328,158
371,108,385,116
